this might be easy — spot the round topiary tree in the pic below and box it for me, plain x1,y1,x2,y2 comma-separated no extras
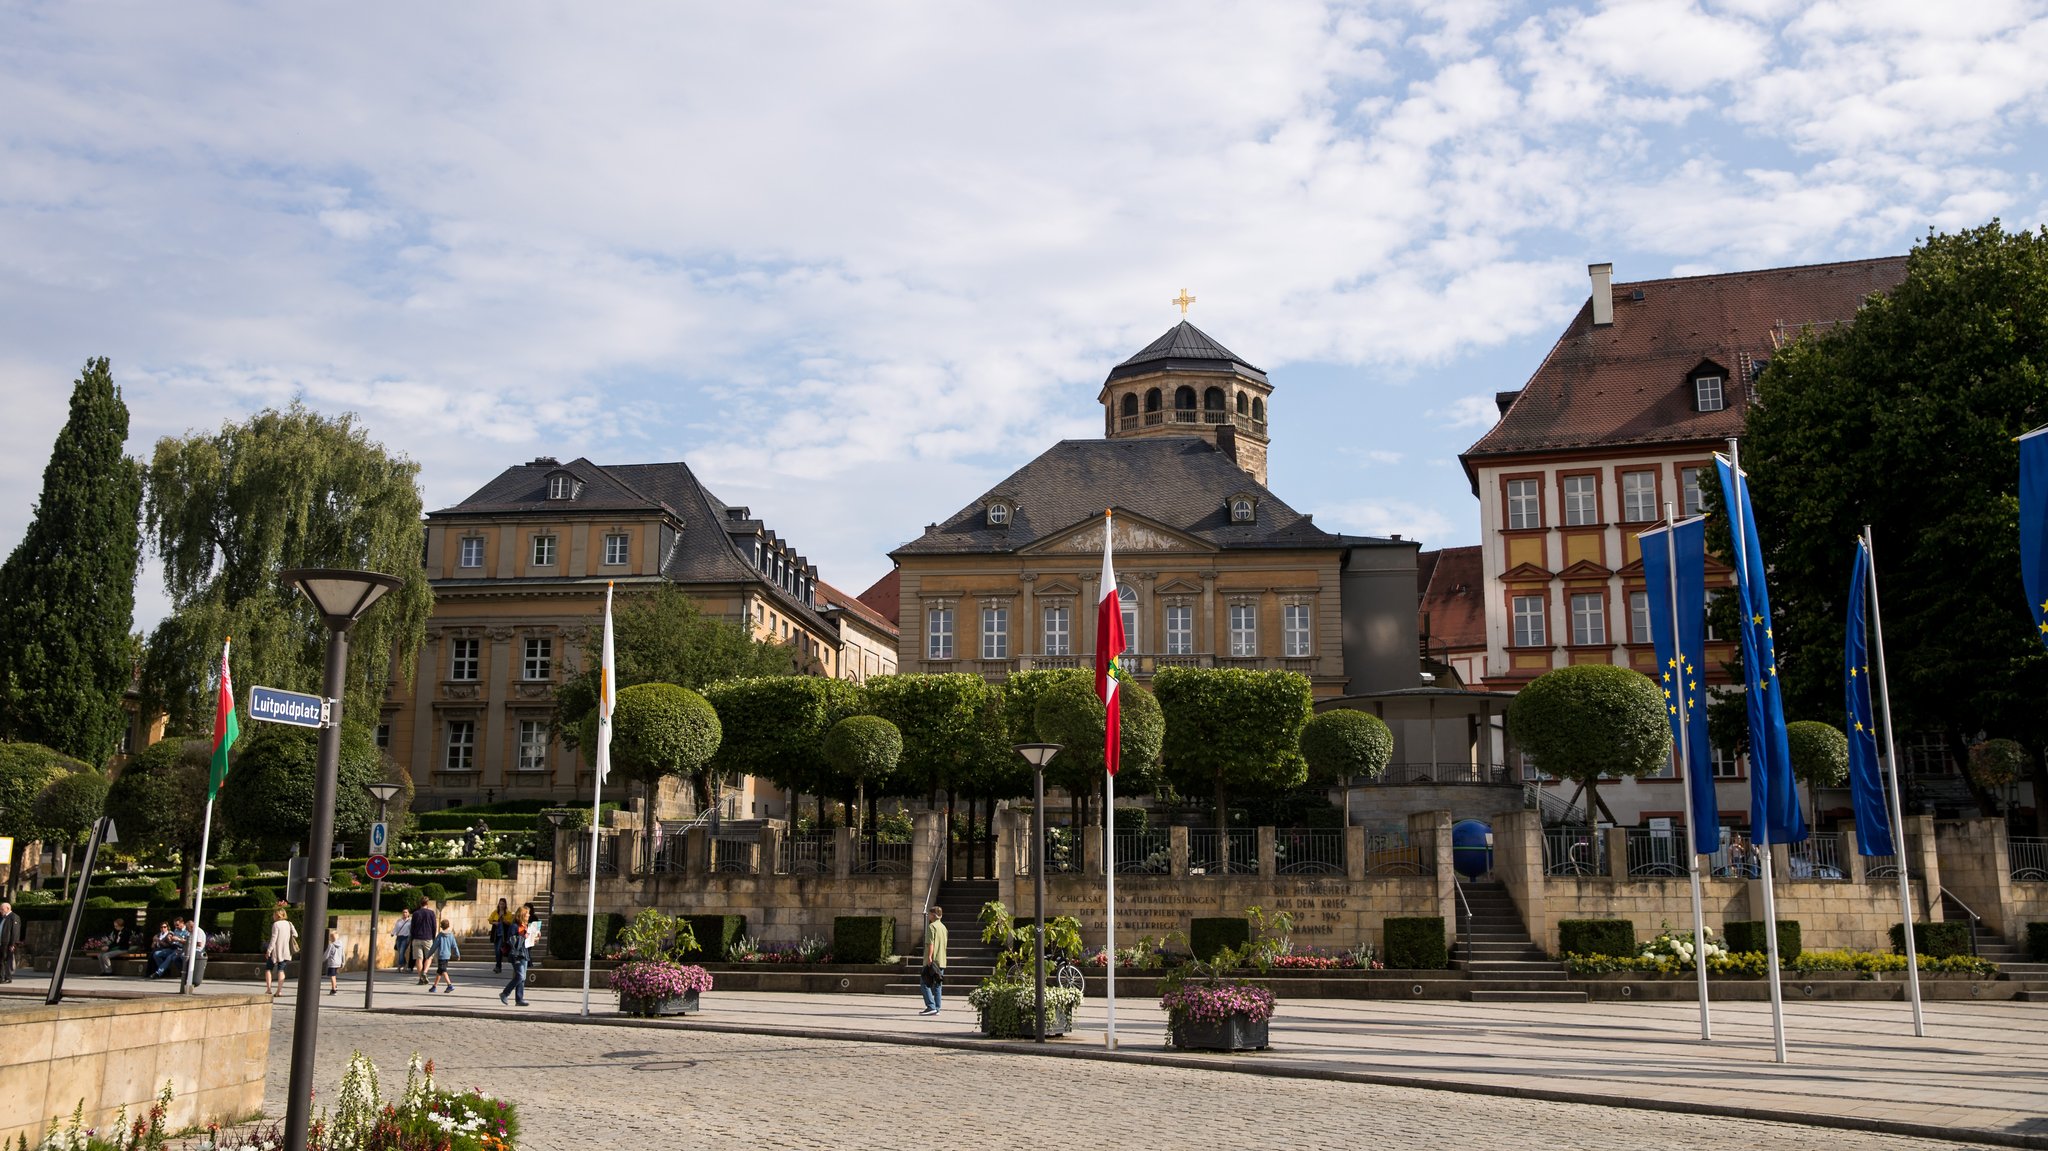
823,714,903,850
610,683,722,846
220,721,385,857
1032,675,1165,805
33,769,108,898
1298,709,1394,786
1786,720,1847,820
104,736,211,900
1507,664,1670,828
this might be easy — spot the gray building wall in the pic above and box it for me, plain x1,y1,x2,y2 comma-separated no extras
1340,541,1422,695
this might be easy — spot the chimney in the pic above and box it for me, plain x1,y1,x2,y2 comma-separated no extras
1589,262,1614,327
1215,423,1238,464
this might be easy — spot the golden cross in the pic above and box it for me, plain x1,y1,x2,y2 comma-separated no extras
1171,288,1196,317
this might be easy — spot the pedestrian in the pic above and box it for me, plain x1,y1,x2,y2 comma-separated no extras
488,898,512,974
324,928,344,996
410,899,439,984
0,901,20,983
918,905,947,1016
392,906,413,974
429,921,461,992
263,907,298,997
499,906,533,1007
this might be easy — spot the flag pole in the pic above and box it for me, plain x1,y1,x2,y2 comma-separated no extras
183,636,235,995
1863,526,1925,1036
1663,502,1711,1039
179,798,216,995
1729,439,1789,1064
581,582,615,1017
1103,509,1118,1052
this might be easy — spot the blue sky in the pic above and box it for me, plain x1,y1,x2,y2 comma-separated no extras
2,1,2044,627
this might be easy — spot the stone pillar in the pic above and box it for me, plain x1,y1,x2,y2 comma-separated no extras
1344,825,1367,881
1410,810,1455,944
618,827,644,878
832,826,854,881
1934,816,2010,935
1257,826,1276,878
1605,827,1629,882
1907,814,1942,921
1492,808,1547,953
993,808,1019,914
1169,825,1190,877
1083,826,1104,876
1841,821,1866,885
761,823,784,877
682,827,706,878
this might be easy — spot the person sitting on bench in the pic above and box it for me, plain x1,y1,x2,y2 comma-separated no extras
147,918,190,979
99,917,147,974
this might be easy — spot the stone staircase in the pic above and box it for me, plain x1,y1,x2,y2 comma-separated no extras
1938,893,2048,986
888,879,1003,995
1455,879,1584,1003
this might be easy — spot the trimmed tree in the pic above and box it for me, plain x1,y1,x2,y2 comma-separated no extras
1786,720,1847,821
863,673,1002,872
1508,665,1670,827
1299,708,1395,786
1968,737,2027,797
0,357,143,765
219,721,386,857
1031,674,1165,811
611,683,722,849
702,676,863,824
103,737,210,898
33,769,108,898
1153,666,1314,842
823,714,904,853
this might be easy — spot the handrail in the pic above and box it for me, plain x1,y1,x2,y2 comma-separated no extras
921,818,945,916
1454,881,1474,970
1943,891,1983,957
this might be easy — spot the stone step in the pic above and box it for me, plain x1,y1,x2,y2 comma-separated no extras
1468,989,1588,1003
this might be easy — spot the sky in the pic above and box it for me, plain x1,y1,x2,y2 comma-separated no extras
3,1,2045,630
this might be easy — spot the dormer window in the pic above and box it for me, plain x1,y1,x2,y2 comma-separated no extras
1694,374,1725,413
546,473,576,500
1230,497,1256,523
987,501,1012,526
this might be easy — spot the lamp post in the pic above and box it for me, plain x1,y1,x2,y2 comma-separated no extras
1013,743,1060,1043
362,782,401,1009
44,817,116,1005
280,567,402,1151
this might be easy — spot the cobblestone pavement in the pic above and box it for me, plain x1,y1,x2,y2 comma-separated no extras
269,1004,2006,1150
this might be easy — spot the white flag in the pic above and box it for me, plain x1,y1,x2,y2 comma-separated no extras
597,583,615,784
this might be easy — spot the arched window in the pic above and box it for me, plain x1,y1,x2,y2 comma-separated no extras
1174,386,1196,410
1144,388,1162,412
1251,397,1265,424
1231,498,1255,523
1204,387,1225,411
1121,393,1138,417
1117,584,1139,652
987,502,1010,525
1236,392,1249,415
546,474,575,500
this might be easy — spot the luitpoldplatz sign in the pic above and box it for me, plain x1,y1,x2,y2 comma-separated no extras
247,685,330,729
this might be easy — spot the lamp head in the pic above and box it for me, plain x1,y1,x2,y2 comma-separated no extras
1013,743,1062,768
364,783,401,805
99,817,118,846
284,567,404,626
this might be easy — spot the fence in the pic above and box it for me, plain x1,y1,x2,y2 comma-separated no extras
1543,828,1607,877
1275,828,1345,875
710,837,758,874
566,832,619,877
1113,829,1170,874
849,839,911,875
1188,829,1256,875
778,834,834,876
1624,829,1689,878
1703,833,1758,879
2011,837,2048,882
1787,833,1846,880
1362,829,1430,875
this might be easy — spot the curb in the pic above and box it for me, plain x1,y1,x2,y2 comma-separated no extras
372,1004,2047,1149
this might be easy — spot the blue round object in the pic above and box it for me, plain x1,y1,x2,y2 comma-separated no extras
1451,819,1493,879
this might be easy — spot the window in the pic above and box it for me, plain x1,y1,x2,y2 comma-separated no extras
1563,475,1598,526
1696,376,1725,412
1236,392,1249,415
1121,393,1138,417
987,503,1009,525
531,534,557,566
1229,603,1257,657
1511,595,1546,648
1628,591,1652,645
374,723,391,750
1042,604,1070,656
1282,603,1311,657
1251,397,1265,423
547,474,574,500
1165,604,1193,655
1680,466,1705,517
603,533,630,566
450,638,479,681
1621,471,1657,522
926,607,954,660
981,605,1009,660
458,537,484,568
444,721,475,772
517,721,550,772
1704,590,1722,641
1570,593,1606,646
1230,499,1254,523
1118,585,1138,651
1711,745,1743,778
1506,479,1540,530
523,636,552,681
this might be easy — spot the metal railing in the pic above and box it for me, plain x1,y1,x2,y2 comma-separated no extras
710,837,758,874
1624,828,1690,878
1864,854,1902,880
2011,836,2048,882
1113,829,1170,874
1704,833,1759,879
1044,825,1081,874
1370,762,1513,785
1543,828,1607,877
849,839,911,874
778,834,834,876
1356,830,1428,876
1787,833,1846,880
1525,783,1586,825
1275,829,1345,875
1455,882,1474,969
1188,829,1256,875
567,833,619,878
649,839,685,875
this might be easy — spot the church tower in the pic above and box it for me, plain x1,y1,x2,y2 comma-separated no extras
1097,312,1272,485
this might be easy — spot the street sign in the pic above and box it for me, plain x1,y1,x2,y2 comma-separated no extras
365,855,391,881
370,821,389,854
248,685,329,728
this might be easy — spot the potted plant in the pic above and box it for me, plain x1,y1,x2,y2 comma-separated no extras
607,909,714,1016
966,900,1085,1038
1159,906,1289,1051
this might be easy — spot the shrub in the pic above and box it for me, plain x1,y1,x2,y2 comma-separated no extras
476,860,503,880
246,885,279,908
2030,922,2048,964
1723,920,1802,960
152,877,180,904
548,912,623,961
1189,917,1251,962
1384,916,1449,969
1558,919,1636,958
326,886,415,912
833,916,896,964
240,863,264,879
231,907,305,954
417,882,450,903
1890,921,1974,959
85,895,117,909
678,915,746,961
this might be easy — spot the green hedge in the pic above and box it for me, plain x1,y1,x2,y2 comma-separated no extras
548,913,623,961
326,886,417,912
1724,920,1802,960
1558,919,1635,957
17,905,147,939
413,801,553,831
679,915,746,961
1891,921,1974,958
1385,916,1449,969
231,908,304,955
834,916,896,964
1188,917,1251,961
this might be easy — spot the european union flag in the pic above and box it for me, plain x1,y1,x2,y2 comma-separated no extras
2020,427,2048,651
1844,539,1892,856
1715,453,1808,847
1639,515,1719,856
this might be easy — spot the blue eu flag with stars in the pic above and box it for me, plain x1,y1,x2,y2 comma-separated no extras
1639,515,1719,856
1844,539,1892,856
1715,453,1808,847
2020,427,2048,652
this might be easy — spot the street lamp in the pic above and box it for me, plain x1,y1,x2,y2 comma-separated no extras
363,782,401,1010
281,567,402,1151
44,817,116,1005
1013,743,1061,1044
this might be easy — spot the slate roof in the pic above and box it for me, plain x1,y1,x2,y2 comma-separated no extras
1462,257,1907,473
1105,320,1267,385
892,436,1378,556
1417,546,1485,652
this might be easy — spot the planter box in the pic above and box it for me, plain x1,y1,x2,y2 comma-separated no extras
618,989,701,1017
977,1003,1074,1038
1170,1013,1270,1051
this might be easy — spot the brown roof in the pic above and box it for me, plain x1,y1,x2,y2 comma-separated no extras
1417,546,1485,653
1461,256,1908,478
817,577,898,638
855,567,900,628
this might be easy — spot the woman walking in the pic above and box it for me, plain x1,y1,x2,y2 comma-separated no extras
392,907,412,978
429,921,461,992
323,929,343,996
262,908,298,997
488,898,512,974
499,906,532,1006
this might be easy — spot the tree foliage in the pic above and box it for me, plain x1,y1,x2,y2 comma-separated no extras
0,358,143,765
1508,665,1669,825
218,721,387,855
1030,674,1164,796
1153,667,1313,836
861,673,998,796
1298,709,1395,785
702,676,863,798
0,741,91,846
1786,721,1848,789
32,769,108,848
140,403,433,731
611,682,722,791
103,737,209,862
1968,737,2026,791
822,715,903,794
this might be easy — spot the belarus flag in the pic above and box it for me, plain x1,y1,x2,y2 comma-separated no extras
208,638,239,801
1096,511,1127,775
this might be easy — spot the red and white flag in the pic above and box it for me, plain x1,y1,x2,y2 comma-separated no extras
1096,510,1126,775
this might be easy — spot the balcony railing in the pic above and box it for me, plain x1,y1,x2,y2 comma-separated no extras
1787,834,1845,881
1544,828,1606,877
1275,828,1344,875
849,839,911,875
778,833,834,876
710,837,759,874
1624,828,1690,878
1113,829,1170,873
1188,829,1256,875
2010,837,2048,882
567,832,619,878
1362,830,1430,875
1704,833,1758,879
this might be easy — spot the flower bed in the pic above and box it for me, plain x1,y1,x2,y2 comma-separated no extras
1562,948,1999,979
967,983,1083,1038
1159,982,1276,1025
725,935,834,964
609,959,714,1015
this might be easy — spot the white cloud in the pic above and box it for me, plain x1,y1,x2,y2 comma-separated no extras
1316,497,1459,545
1435,396,1504,430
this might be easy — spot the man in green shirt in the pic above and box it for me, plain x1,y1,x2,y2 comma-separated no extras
919,906,948,1015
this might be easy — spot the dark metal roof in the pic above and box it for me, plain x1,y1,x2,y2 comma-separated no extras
1105,320,1267,384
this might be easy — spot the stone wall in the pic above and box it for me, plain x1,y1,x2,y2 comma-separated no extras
0,992,272,1147
1034,873,1443,951
1935,818,2010,935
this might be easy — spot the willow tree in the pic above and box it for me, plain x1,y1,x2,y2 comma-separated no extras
0,358,142,764
140,403,433,731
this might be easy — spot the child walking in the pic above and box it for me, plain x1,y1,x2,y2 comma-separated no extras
324,929,343,996
429,921,461,993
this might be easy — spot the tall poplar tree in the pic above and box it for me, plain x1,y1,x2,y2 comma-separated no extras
0,358,143,764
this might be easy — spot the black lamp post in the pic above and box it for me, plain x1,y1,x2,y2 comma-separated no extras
44,817,116,1005
280,567,401,1151
362,782,400,1009
1013,743,1060,1043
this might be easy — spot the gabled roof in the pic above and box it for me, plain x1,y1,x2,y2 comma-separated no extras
1105,320,1267,384
817,578,898,638
1462,256,1908,476
1418,546,1485,653
893,436,1381,557
856,568,900,627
